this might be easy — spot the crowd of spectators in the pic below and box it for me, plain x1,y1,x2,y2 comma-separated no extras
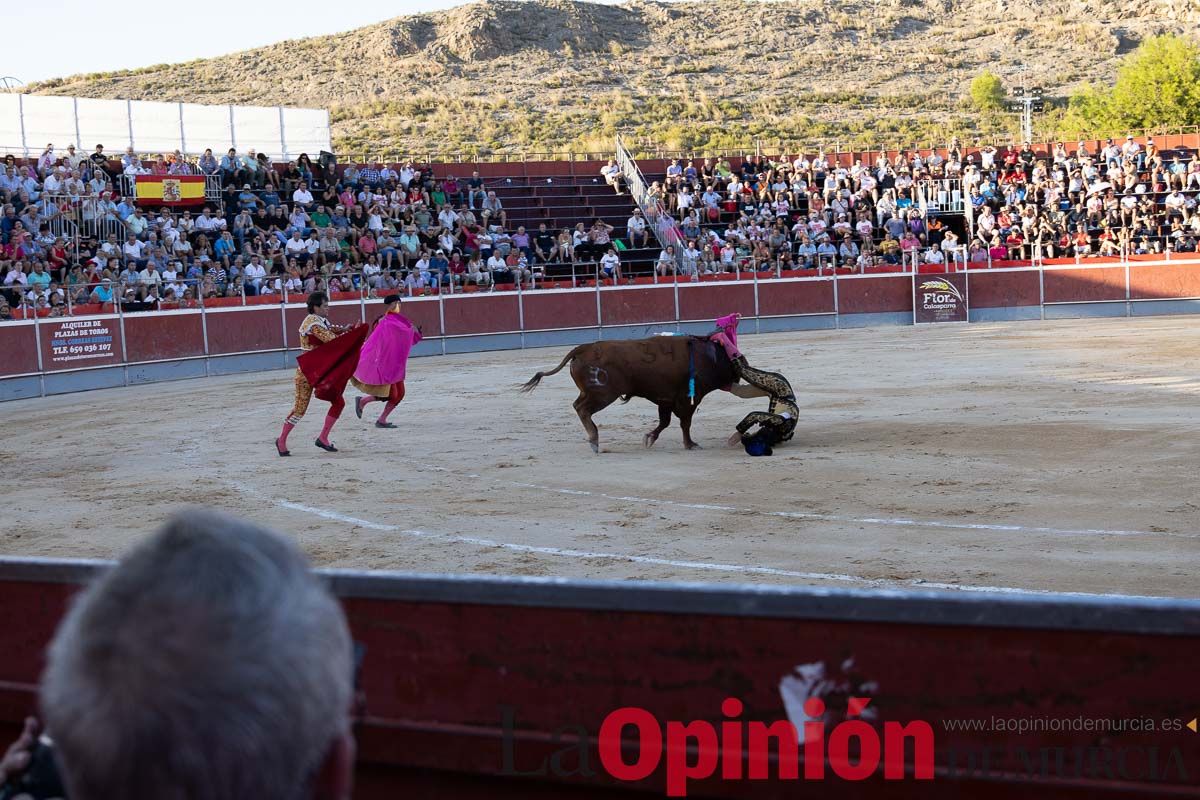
961,137,1200,263
0,142,661,320
638,149,967,276
4,136,1200,320
635,137,1200,277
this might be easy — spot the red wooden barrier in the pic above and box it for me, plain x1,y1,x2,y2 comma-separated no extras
333,304,365,328
1043,267,1127,304
282,304,365,349
677,282,755,322
522,289,598,331
967,270,1041,308
0,323,40,376
442,293,520,336
837,275,913,315
0,564,1196,798
205,307,285,355
122,312,205,363
10,259,1200,385
1129,263,1200,300
757,278,836,316
282,306,311,350
393,297,443,337
599,287,675,326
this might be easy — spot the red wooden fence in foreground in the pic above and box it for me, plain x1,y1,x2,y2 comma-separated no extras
0,561,1197,797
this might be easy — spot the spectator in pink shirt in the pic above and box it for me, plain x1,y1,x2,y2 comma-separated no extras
442,176,463,207
511,226,532,262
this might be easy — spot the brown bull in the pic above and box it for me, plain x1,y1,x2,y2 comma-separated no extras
519,335,737,452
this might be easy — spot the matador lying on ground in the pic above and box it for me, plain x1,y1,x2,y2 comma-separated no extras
708,313,799,457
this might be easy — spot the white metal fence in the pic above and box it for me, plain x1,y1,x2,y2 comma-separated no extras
0,94,330,161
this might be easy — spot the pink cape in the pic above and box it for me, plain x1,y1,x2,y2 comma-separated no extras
711,313,742,392
711,313,742,360
714,313,740,349
354,313,422,385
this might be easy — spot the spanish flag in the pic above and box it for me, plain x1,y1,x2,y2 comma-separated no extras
135,175,206,206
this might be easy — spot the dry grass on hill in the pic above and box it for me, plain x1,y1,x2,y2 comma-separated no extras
19,0,1200,157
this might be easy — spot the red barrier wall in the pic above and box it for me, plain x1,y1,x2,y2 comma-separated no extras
1129,263,1200,300
123,312,205,363
599,287,675,326
11,259,1200,384
281,304,365,349
206,307,285,355
1,569,1196,798
329,303,366,329
283,307,310,350
442,294,520,335
522,290,598,330
396,297,443,337
967,270,1041,308
677,282,755,321
0,324,41,376
837,275,913,314
1043,267,1127,303
757,279,836,316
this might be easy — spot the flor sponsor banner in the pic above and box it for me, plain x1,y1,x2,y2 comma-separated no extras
41,318,122,370
135,175,206,206
914,273,968,323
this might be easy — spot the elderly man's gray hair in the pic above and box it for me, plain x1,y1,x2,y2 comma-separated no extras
39,509,353,800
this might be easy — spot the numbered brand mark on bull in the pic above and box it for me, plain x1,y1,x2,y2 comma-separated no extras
587,366,610,387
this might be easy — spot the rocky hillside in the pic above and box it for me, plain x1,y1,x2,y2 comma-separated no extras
20,0,1200,156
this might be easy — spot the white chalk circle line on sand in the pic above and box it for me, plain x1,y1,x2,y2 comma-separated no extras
271,499,1171,601
404,461,1200,542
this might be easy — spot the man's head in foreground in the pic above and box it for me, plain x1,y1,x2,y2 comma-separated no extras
39,509,355,800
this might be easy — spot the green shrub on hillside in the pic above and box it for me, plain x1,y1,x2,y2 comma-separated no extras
969,71,1005,112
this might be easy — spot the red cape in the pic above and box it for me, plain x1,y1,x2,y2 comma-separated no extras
296,324,369,402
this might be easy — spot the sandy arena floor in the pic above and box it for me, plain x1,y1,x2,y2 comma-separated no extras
3,316,1200,599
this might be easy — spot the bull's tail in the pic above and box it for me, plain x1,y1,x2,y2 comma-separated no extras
519,345,587,393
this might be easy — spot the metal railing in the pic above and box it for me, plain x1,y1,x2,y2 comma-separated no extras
115,174,222,205
0,244,989,316
614,134,674,246
917,178,964,215
35,194,141,256
615,134,687,272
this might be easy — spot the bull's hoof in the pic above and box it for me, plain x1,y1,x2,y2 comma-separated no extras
589,440,600,454
685,442,703,451
643,433,657,448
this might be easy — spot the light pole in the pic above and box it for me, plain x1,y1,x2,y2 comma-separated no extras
1008,86,1045,144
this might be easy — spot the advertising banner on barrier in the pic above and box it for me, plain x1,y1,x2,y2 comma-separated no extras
913,273,969,324
41,318,122,371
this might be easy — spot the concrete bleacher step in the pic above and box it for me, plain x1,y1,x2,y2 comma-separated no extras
579,190,628,201
499,208,550,219
532,186,583,198
488,178,654,249
590,203,638,215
